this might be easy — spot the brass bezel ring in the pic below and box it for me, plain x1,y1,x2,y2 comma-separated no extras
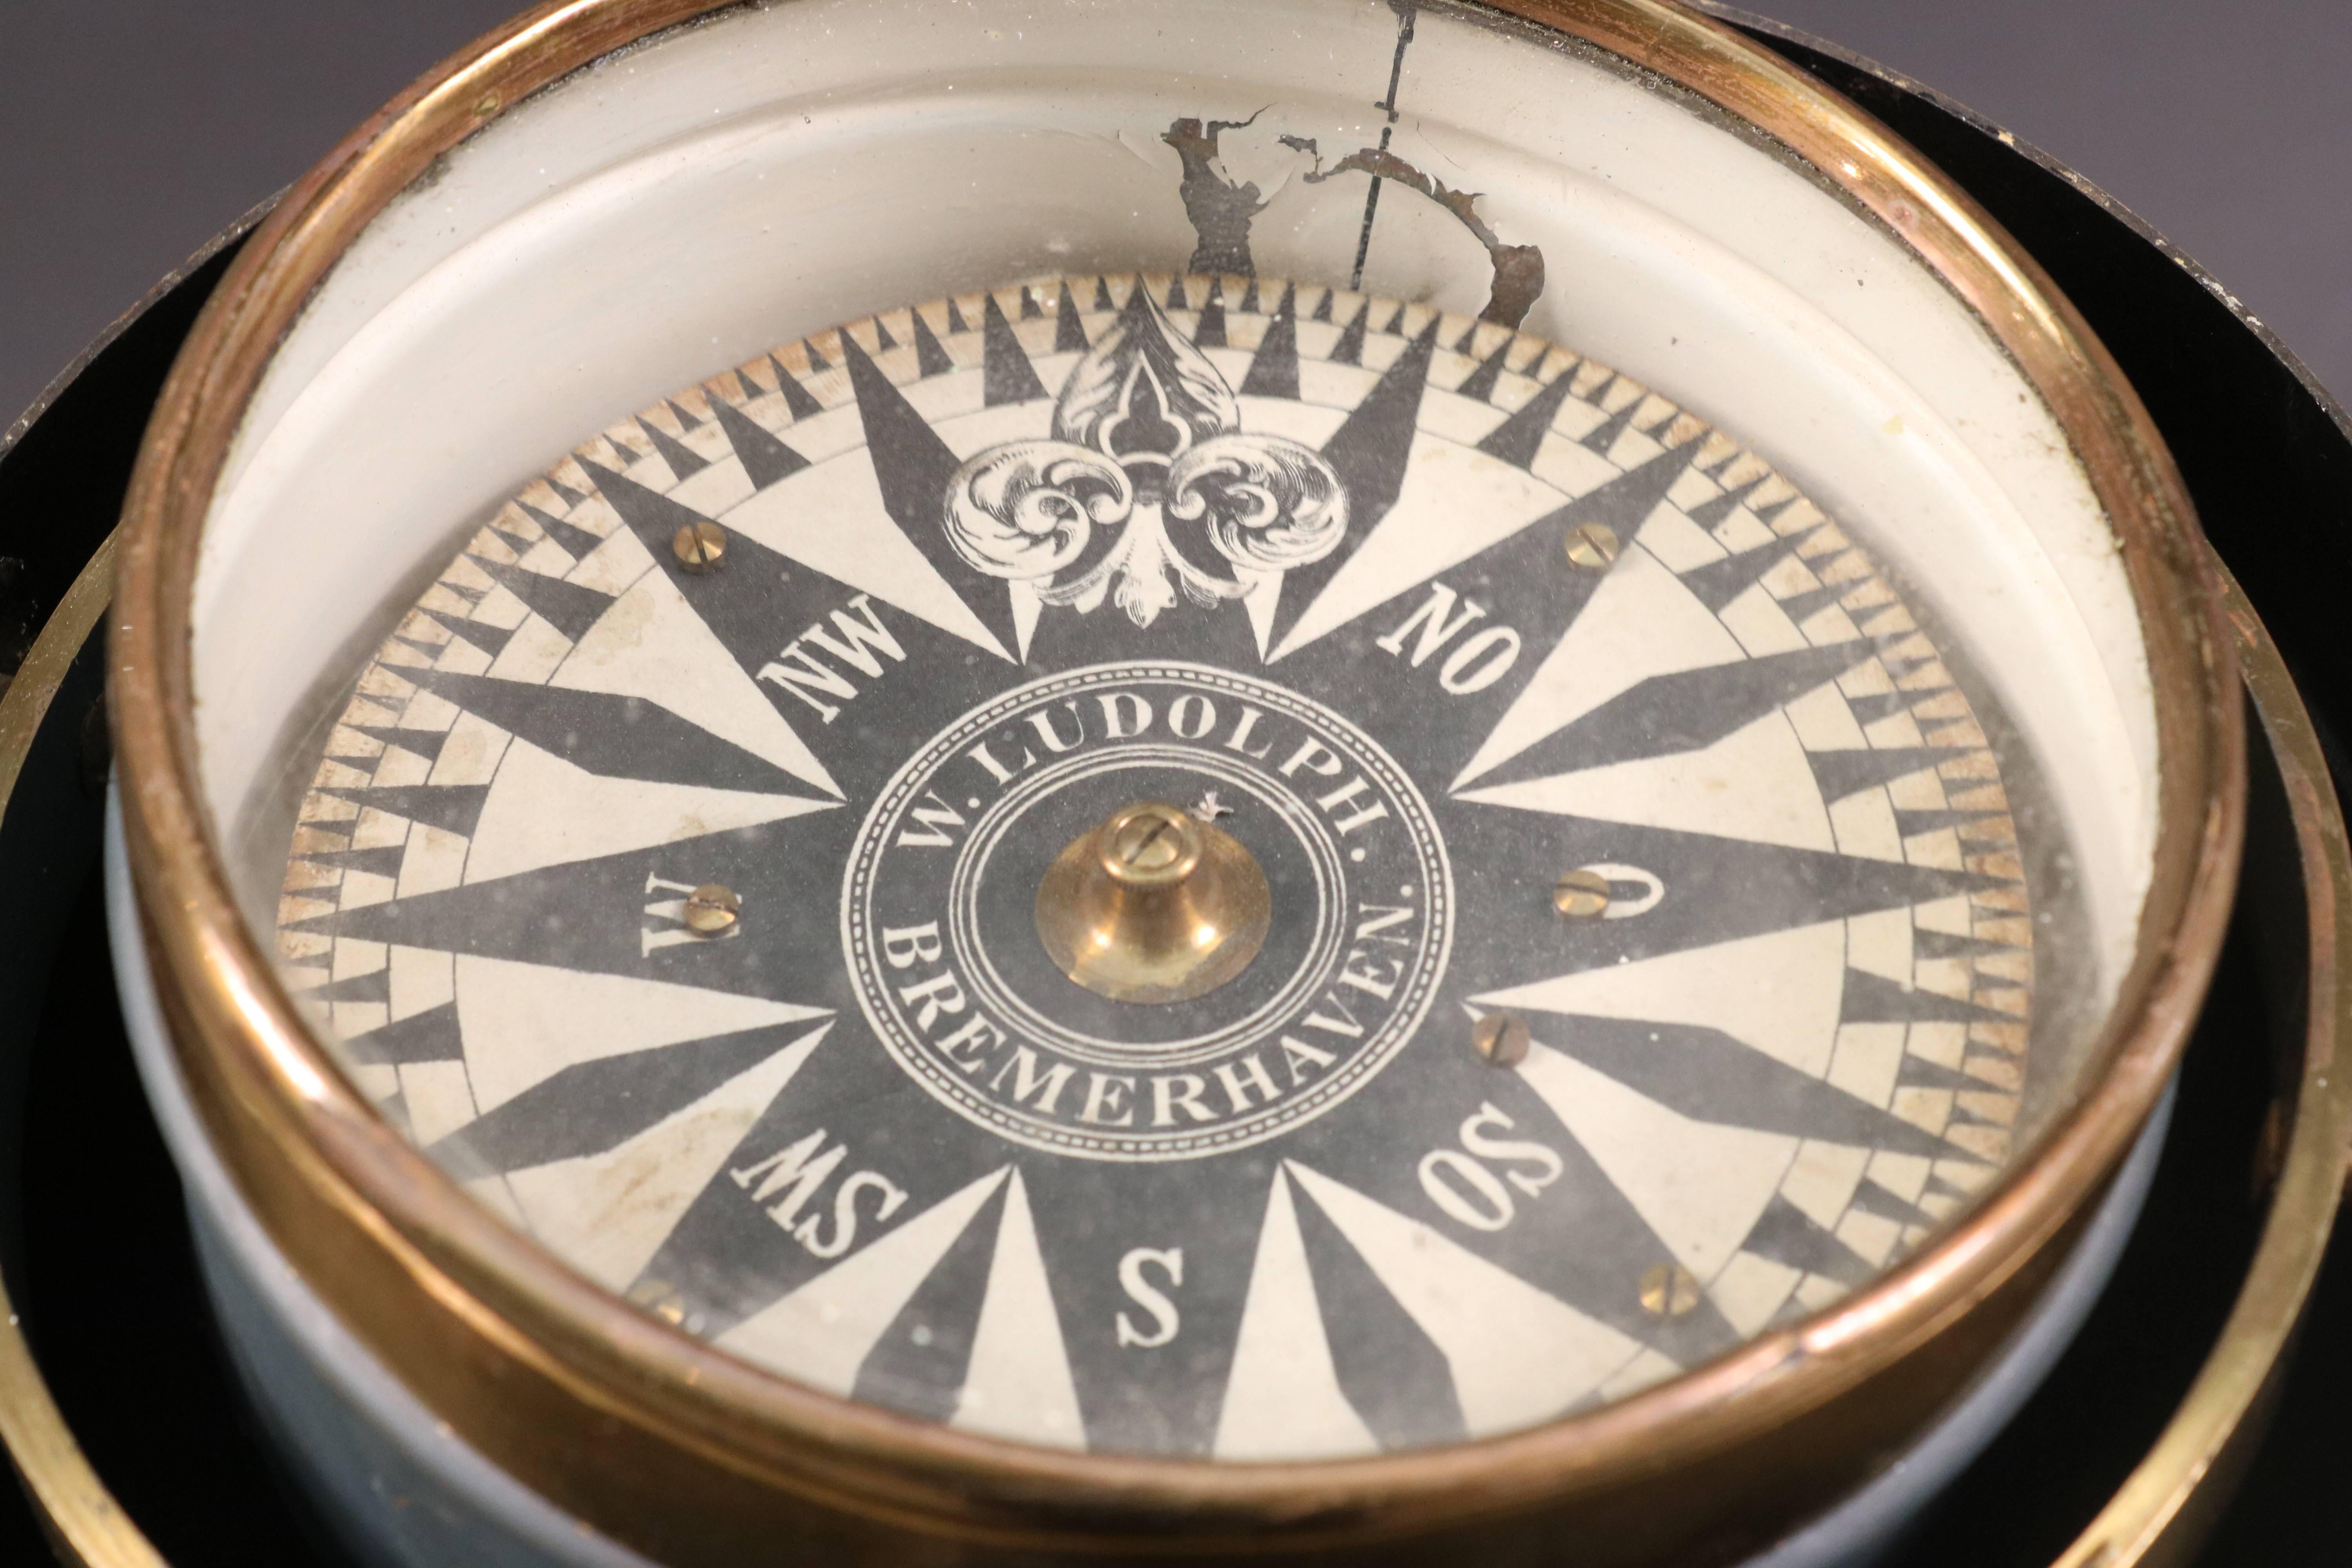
2045,566,2352,1567
106,1,2244,1562
0,534,168,1568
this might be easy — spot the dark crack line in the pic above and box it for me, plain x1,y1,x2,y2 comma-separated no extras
1351,3,1418,290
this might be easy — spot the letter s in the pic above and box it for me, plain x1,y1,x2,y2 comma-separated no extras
1114,1247,1185,1348
1460,1102,1566,1198
794,1171,910,1259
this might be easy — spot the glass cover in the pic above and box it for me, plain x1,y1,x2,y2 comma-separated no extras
268,267,2069,1459
152,0,2179,1475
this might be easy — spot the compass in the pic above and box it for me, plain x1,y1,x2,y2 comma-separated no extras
254,271,2076,1459
97,1,2255,1564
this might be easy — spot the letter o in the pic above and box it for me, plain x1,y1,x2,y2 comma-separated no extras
1417,1149,1516,1231
1168,693,1218,740
1439,626,1523,693
1585,862,1665,918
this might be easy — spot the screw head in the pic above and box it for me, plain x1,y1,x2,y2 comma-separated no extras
1564,522,1621,571
1639,1262,1702,1317
1472,1011,1531,1068
1113,814,1183,871
1100,803,1201,886
672,520,727,573
1552,867,1612,919
684,883,741,936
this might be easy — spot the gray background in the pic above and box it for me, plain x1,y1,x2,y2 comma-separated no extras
4,1,2350,429
0,6,2343,1564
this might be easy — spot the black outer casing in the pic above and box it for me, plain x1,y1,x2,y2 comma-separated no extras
0,20,2345,1566
1714,13,2352,1563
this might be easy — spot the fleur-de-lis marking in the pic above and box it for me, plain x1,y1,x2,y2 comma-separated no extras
944,284,1347,626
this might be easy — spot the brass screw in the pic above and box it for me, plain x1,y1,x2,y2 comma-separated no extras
1472,1011,1530,1068
1639,1262,1702,1317
626,1278,687,1326
672,520,727,573
684,884,741,936
1552,868,1611,919
1564,522,1620,570
1111,809,1188,873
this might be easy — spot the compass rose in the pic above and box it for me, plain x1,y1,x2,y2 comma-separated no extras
277,274,2040,1463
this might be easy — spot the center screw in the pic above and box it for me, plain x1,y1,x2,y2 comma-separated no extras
1112,812,1185,873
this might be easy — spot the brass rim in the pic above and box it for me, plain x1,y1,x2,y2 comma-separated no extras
2052,569,2352,1567
0,532,172,1568
0,554,2315,1565
106,0,2244,1559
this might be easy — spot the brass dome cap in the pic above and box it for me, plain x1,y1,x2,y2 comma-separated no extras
1035,800,1272,1005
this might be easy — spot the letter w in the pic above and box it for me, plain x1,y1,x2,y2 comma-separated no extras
757,643,857,722
730,1130,846,1229
798,594,906,678
896,789,967,848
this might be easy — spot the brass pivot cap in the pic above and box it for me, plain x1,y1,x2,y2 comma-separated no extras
1035,801,1272,1004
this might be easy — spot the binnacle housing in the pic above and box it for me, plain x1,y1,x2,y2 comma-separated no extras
103,3,2239,1564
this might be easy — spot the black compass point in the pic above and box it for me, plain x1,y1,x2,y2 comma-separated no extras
315,782,490,841
516,499,606,564
839,330,1020,657
471,555,615,643
430,1018,833,1177
910,308,956,377
637,412,710,481
337,1002,464,1067
1512,1007,1954,1161
710,396,813,488
1472,639,1880,788
981,291,1049,406
1268,316,1444,647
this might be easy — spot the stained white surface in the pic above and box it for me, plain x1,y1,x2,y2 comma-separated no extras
951,1170,1088,1448
1214,1170,1377,1459
461,740,833,883
1517,1041,1799,1282
450,956,827,1110
550,569,844,798
1463,708,1838,852
1478,920,1850,1078
718,1165,1011,1387
1287,1160,1653,1435
503,1027,823,1290
1459,541,1749,783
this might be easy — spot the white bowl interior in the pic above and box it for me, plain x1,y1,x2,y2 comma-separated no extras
190,0,2156,1028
